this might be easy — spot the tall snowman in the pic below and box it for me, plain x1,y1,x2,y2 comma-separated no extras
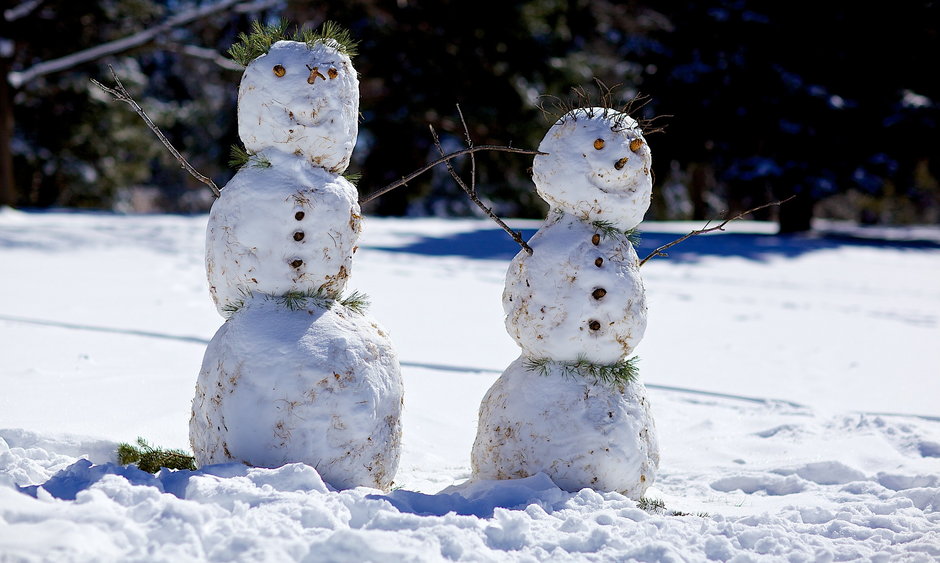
190,27,403,491
471,106,659,499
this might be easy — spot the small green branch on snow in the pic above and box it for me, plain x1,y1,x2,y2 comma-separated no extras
117,437,196,473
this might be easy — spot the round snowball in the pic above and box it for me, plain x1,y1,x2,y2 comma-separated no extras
206,151,361,317
534,108,652,230
503,212,647,365
238,40,359,173
471,356,659,499
190,295,403,491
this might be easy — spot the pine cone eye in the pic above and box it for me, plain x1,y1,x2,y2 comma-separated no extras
273,65,286,77
593,138,605,150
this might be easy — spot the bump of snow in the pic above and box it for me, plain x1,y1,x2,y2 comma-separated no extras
205,150,361,317
238,40,359,173
503,212,647,364
471,356,658,500
190,294,402,491
533,108,652,230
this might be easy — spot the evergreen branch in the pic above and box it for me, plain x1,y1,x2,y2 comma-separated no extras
228,144,270,170
637,497,708,517
228,19,290,66
524,355,640,386
277,288,332,311
117,437,196,473
91,66,221,197
591,220,641,248
229,20,358,67
273,288,369,313
294,20,359,58
342,171,362,186
427,107,534,255
638,196,796,267
339,290,370,314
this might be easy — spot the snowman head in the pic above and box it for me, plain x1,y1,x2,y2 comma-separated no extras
237,39,359,173
533,108,652,230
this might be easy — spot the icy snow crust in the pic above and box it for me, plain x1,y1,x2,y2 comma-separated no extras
205,150,361,317
472,357,659,499
238,40,359,173
534,108,652,230
503,211,647,364
190,294,402,490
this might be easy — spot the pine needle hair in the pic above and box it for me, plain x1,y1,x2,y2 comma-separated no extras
228,20,359,67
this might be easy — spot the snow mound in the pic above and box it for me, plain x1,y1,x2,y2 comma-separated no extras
3,447,939,562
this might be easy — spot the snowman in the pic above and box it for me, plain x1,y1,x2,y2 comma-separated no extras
190,31,403,491
470,106,659,499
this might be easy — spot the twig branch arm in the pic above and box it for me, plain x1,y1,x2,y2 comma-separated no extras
91,66,221,197
429,122,533,254
358,145,543,205
638,195,796,267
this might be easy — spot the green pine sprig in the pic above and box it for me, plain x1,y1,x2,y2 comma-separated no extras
117,437,196,474
591,220,641,248
228,20,291,66
274,288,370,314
524,355,640,385
228,20,358,67
339,290,370,314
342,171,362,186
294,20,359,58
228,144,271,170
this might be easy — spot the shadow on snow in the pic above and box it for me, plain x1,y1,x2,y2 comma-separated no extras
366,226,940,263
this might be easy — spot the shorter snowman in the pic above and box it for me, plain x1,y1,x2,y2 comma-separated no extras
191,29,402,491
471,106,659,499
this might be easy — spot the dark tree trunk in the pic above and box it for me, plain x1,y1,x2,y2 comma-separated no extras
777,189,814,234
0,58,14,208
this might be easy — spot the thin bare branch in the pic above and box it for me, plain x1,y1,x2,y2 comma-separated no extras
455,104,477,195
638,196,796,267
91,66,220,197
4,0,43,22
429,122,533,255
160,43,244,71
358,145,544,205
8,0,252,88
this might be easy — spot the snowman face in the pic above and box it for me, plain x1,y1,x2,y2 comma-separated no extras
533,108,652,230
238,40,359,173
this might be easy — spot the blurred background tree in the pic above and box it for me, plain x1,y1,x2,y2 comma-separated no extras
3,0,938,231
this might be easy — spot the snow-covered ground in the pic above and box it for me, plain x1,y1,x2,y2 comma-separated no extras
1,208,938,561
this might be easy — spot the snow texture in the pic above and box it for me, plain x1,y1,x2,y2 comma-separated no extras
472,357,658,499
2,211,940,561
503,211,647,364
205,150,361,317
533,108,652,230
190,294,402,490
237,40,359,173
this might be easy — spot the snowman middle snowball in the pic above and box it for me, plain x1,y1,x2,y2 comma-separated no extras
191,37,403,491
472,107,660,499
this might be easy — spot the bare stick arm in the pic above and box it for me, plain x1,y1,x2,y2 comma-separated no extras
91,66,221,197
429,123,533,254
638,195,796,267
358,145,543,205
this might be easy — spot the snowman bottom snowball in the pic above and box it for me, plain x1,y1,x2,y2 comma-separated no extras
471,356,659,499
190,294,403,491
